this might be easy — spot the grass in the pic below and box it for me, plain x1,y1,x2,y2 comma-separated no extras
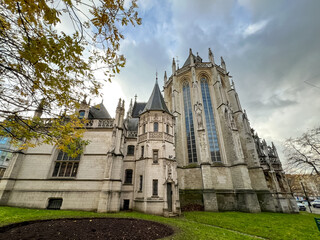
1,206,319,240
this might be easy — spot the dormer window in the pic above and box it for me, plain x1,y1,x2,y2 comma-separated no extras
154,122,158,132
79,110,85,119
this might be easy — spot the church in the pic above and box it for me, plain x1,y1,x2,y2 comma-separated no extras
0,48,298,215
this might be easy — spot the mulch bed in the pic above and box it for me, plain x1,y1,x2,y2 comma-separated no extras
0,218,174,240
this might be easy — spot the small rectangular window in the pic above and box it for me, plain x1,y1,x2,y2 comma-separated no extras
141,146,144,158
153,150,159,163
166,124,169,134
124,169,133,184
143,124,146,133
139,175,143,192
153,179,158,196
79,110,85,119
47,198,63,210
154,122,158,132
127,145,135,155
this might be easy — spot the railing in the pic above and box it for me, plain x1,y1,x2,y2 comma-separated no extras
85,119,114,128
40,118,115,129
138,132,174,143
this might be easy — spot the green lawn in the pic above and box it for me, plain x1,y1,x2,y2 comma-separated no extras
0,206,319,240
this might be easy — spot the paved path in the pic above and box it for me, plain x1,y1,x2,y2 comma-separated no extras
306,206,320,214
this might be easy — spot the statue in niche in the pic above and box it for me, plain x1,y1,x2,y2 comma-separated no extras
194,102,204,130
229,111,236,129
166,161,172,180
225,104,236,130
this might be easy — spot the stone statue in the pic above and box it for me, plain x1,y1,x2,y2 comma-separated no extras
194,102,204,130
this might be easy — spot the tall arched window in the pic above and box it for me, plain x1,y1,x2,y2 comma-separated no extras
183,82,197,163
200,78,221,162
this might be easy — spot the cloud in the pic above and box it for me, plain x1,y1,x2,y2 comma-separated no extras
97,0,320,162
243,19,270,37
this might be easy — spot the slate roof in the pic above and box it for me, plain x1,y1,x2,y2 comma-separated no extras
127,118,139,131
141,81,170,115
131,102,147,118
88,103,111,119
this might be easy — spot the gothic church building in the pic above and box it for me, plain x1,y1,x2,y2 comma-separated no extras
0,49,298,215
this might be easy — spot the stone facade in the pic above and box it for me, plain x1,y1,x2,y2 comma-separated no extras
0,48,298,215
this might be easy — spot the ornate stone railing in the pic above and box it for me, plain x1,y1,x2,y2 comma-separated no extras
138,133,147,142
138,132,174,143
196,62,212,68
127,131,137,138
86,118,114,128
149,132,163,139
164,133,174,143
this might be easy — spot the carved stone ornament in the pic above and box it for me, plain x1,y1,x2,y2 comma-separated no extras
194,102,204,130
166,161,173,180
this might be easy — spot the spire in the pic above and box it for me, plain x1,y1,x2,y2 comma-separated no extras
141,79,170,115
221,56,226,71
81,94,88,105
164,71,167,84
134,94,137,102
208,48,214,64
172,58,176,75
189,48,194,66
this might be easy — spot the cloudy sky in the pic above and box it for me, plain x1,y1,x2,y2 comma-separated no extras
101,0,320,161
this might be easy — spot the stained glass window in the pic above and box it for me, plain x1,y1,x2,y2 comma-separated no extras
200,78,221,162
183,82,197,163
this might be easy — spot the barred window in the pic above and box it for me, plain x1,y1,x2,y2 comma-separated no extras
52,150,80,177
